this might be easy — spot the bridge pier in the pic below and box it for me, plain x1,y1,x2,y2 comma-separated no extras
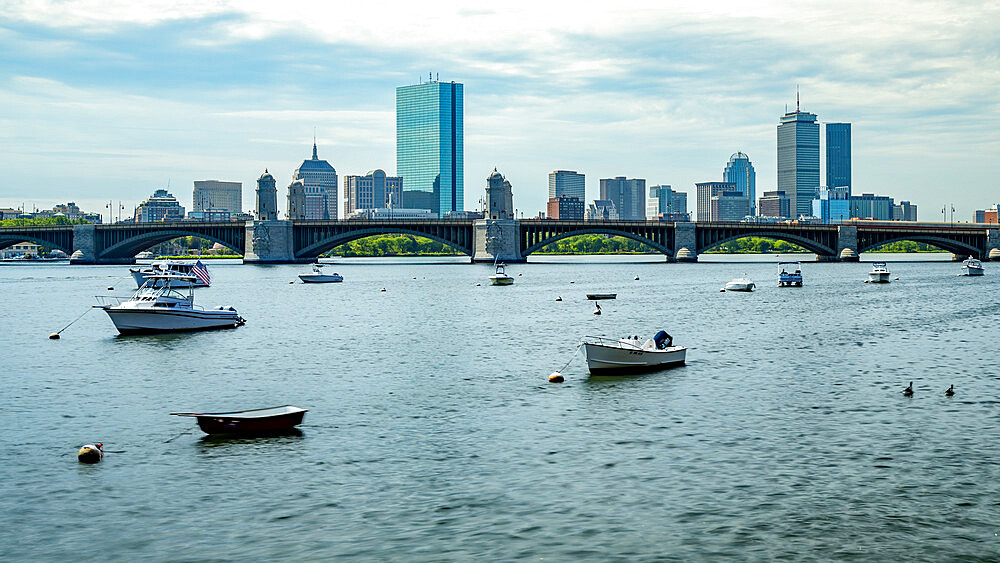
473,219,524,263
673,222,696,262
834,225,859,262
243,220,297,264
986,230,1000,261
70,224,98,264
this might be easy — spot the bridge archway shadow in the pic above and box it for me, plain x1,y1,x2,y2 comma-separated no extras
0,235,73,255
696,227,837,258
520,223,674,259
98,230,244,261
856,236,980,258
523,232,669,258
295,227,474,261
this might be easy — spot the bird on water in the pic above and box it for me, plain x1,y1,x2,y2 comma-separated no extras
902,382,913,397
945,384,954,397
593,303,602,315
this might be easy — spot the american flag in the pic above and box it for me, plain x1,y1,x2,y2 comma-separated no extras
191,260,211,286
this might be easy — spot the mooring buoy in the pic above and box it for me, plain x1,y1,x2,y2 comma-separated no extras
548,372,564,383
49,333,60,340
78,443,104,464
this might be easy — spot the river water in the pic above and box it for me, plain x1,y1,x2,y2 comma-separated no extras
2,254,998,561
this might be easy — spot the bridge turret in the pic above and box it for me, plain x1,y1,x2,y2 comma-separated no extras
485,168,514,220
256,169,278,221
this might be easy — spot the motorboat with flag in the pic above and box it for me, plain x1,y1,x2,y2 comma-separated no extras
778,262,803,287
582,331,687,374
868,262,891,283
298,263,343,283
171,405,307,435
725,275,755,292
960,256,984,276
489,262,514,285
95,274,244,334
130,260,211,288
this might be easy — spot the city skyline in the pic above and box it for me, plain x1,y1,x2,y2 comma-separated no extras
2,1,999,221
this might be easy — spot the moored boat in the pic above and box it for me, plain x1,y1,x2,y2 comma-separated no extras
868,262,891,283
582,331,687,374
778,261,803,287
130,260,210,288
298,263,343,283
960,256,984,276
489,262,514,285
95,274,244,334
586,293,617,300
171,405,307,435
725,276,755,292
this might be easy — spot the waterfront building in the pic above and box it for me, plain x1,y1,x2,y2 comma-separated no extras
0,242,40,259
292,141,338,219
286,179,307,220
187,209,239,221
255,169,278,221
777,98,820,218
193,180,242,214
484,169,514,220
396,79,464,215
812,187,851,224
893,200,918,221
850,193,894,221
347,208,436,220
32,202,102,223
343,169,403,216
986,207,999,224
758,190,791,219
723,153,756,215
647,185,688,220
548,170,585,201
711,191,751,222
134,189,185,222
695,181,736,221
600,177,645,220
547,195,585,220
826,123,852,194
587,200,619,221
0,207,20,219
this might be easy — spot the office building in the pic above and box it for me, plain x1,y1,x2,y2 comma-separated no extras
134,189,185,222
723,152,756,215
893,200,918,221
193,180,242,213
826,123,852,194
292,141,338,219
484,169,514,220
758,190,791,219
600,177,645,220
812,187,851,224
343,169,403,216
850,193,894,221
986,206,999,224
711,191,751,222
396,79,464,215
777,99,820,218
255,169,278,221
547,195,585,220
974,209,986,223
647,185,688,220
548,170,585,201
587,200,619,221
695,181,736,221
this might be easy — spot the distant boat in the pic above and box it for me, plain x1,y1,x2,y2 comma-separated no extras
171,405,307,435
725,276,755,292
868,262,891,283
778,261,803,287
960,256,984,276
489,263,514,286
582,331,686,374
130,260,210,288
298,263,343,283
586,293,617,300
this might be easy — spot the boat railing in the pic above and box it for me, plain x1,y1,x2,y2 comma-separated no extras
94,295,130,307
580,335,644,350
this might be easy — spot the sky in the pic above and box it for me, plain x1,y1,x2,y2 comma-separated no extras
2,0,999,222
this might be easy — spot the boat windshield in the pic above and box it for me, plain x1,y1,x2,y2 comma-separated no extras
134,286,190,300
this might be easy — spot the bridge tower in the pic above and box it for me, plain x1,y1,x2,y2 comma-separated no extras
474,169,523,263
256,169,278,221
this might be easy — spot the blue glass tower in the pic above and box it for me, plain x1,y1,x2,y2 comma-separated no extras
396,80,464,216
826,123,852,194
723,152,756,215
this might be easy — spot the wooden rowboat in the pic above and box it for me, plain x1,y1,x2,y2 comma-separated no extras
171,405,307,435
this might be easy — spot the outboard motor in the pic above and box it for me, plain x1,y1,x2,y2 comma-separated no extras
653,330,672,349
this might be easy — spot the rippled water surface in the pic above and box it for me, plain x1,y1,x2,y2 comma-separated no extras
2,255,999,561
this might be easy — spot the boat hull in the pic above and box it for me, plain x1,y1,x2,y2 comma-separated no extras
103,308,243,334
778,274,803,287
868,273,891,283
195,410,305,435
583,343,686,374
725,282,755,292
586,294,617,300
490,276,514,286
960,267,984,276
299,274,343,283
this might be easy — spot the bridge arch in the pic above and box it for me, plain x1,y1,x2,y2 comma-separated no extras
295,227,473,259
521,228,673,257
98,229,244,260
0,233,73,254
856,235,981,257
697,230,836,257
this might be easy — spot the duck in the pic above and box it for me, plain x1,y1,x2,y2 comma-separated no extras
902,381,913,397
593,303,602,315
555,296,562,302
945,384,954,397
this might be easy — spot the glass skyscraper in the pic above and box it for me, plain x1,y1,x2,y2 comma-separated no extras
723,152,756,215
548,170,585,200
826,123,852,194
396,80,464,216
777,105,820,218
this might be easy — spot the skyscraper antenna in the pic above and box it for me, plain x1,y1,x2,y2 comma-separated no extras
796,85,800,112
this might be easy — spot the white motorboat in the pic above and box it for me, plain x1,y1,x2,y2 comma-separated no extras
298,263,343,283
582,331,687,374
130,260,210,288
95,274,244,334
778,261,803,287
489,263,514,286
868,262,891,283
725,276,755,292
960,256,984,276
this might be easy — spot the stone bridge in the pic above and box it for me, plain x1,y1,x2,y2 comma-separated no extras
1,219,997,263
